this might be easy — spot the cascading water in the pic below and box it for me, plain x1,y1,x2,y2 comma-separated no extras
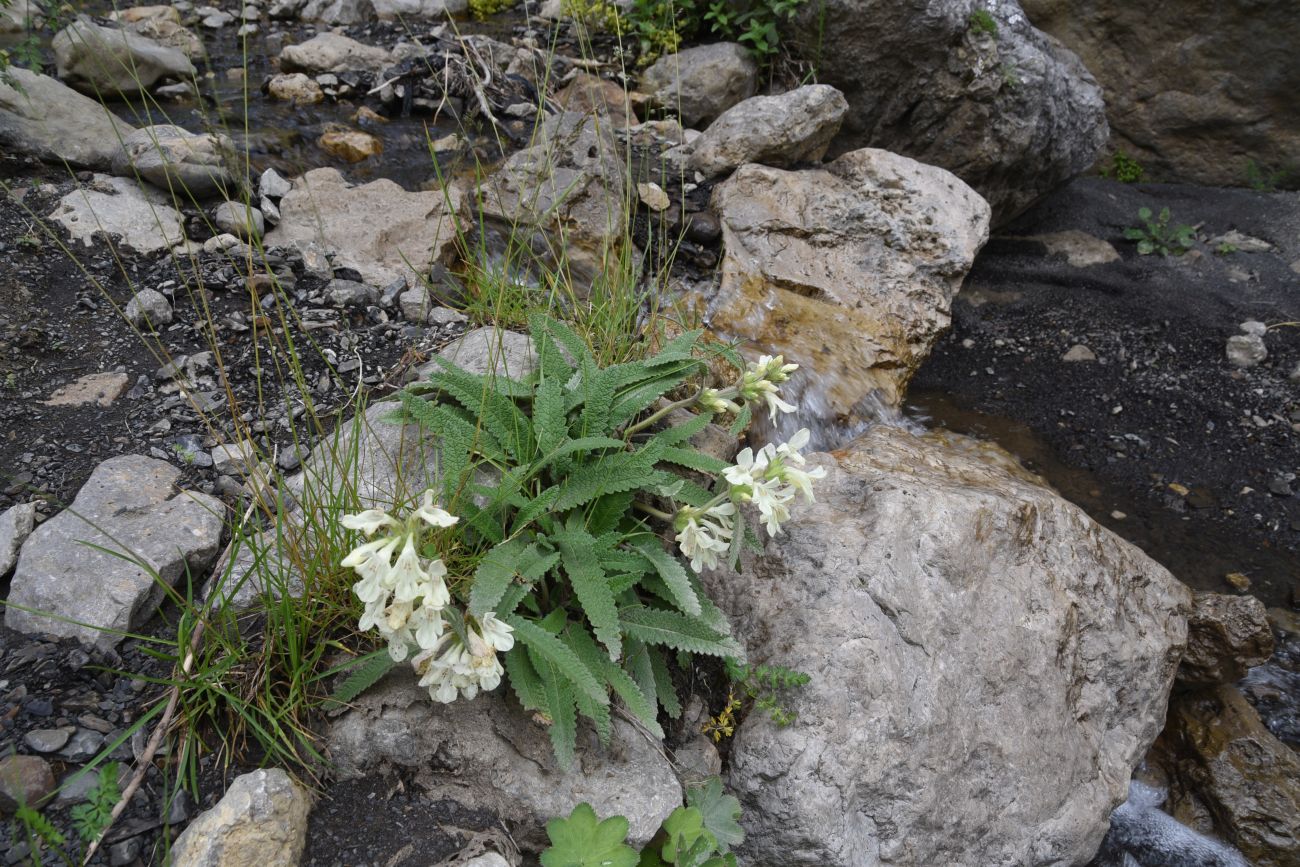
1090,781,1249,867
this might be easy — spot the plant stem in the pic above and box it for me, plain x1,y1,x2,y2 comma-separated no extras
623,389,705,438
633,500,675,522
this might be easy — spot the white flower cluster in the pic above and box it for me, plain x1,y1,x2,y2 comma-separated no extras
674,428,825,571
698,355,799,423
340,491,515,703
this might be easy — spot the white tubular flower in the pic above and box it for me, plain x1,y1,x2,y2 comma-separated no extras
389,536,427,604
409,602,445,651
758,385,796,423
414,490,459,528
750,478,795,537
724,446,769,492
782,464,827,503
466,626,505,692
341,509,398,536
478,612,516,652
752,354,798,384
421,557,452,609
674,503,735,572
341,536,398,579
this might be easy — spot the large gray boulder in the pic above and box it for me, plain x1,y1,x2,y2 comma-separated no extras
789,0,1108,223
640,42,758,128
278,32,392,74
111,124,239,199
52,15,195,95
0,68,136,171
289,0,466,24
5,455,223,648
0,0,43,33
1178,592,1274,685
478,112,627,288
327,670,680,849
708,148,990,420
49,174,186,255
704,425,1190,866
687,84,848,178
265,167,463,287
1022,0,1300,188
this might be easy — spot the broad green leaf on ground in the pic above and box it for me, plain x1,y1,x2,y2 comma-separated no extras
540,803,639,867
686,778,744,853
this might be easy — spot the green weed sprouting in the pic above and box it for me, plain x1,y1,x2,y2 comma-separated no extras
1124,206,1195,256
968,8,998,37
69,763,121,844
565,0,809,65
332,315,824,765
542,777,744,867
467,0,517,20
725,659,809,727
1102,151,1145,184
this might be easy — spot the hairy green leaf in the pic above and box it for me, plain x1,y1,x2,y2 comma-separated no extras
540,803,638,867
634,541,701,616
327,651,396,709
686,778,745,854
554,529,621,660
506,615,608,704
468,537,528,616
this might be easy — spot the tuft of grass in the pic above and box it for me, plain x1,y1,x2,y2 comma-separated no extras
969,8,998,37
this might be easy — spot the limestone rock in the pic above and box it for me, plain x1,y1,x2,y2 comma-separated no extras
1033,229,1120,267
42,371,130,407
554,72,638,127
708,149,990,418
5,455,224,648
294,0,467,24
1022,0,1300,188
112,124,238,199
1225,334,1266,369
0,502,37,577
478,112,627,289
52,15,195,95
169,769,312,866
279,32,391,74
50,174,186,255
688,84,847,177
0,0,43,33
327,670,680,849
640,42,757,128
790,0,1108,223
265,167,461,287
1161,685,1300,867
204,522,306,611
213,201,265,240
704,425,1190,866
295,328,534,509
266,72,324,104
1179,592,1274,686
0,68,137,171
318,127,383,162
109,5,206,59
124,288,173,328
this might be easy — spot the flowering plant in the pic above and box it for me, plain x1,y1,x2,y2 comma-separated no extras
338,316,822,764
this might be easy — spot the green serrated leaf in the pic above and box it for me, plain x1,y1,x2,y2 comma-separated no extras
686,778,745,854
326,651,396,709
634,541,701,616
555,452,657,511
554,529,622,661
533,652,579,769
540,803,639,867
728,403,752,436
469,537,528,616
624,608,748,660
648,646,683,719
504,645,546,711
507,615,608,704
649,411,714,448
566,627,665,739
659,448,729,475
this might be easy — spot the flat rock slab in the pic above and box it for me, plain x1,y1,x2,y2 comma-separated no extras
265,167,461,287
327,670,680,849
0,68,137,171
41,371,130,407
49,174,185,255
170,768,312,866
5,455,223,647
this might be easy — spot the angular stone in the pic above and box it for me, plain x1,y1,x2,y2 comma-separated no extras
0,502,37,576
124,288,173,328
0,755,56,813
111,124,238,199
0,0,43,33
295,0,467,24
52,15,195,95
791,0,1108,223
317,127,382,162
554,72,638,127
265,167,462,287
266,72,324,104
1179,592,1274,685
1032,229,1120,267
640,42,758,128
327,670,680,849
109,5,206,59
279,32,391,74
688,84,848,177
169,769,313,866
5,455,224,648
212,201,264,240
1160,685,1300,867
50,174,186,255
478,112,627,288
705,425,1190,866
709,149,990,417
42,372,130,408
294,328,534,510
0,68,137,171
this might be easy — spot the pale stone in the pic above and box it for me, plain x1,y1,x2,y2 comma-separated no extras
0,68,137,171
112,124,238,199
279,32,391,74
42,372,130,407
52,15,195,95
640,42,758,128
169,769,312,866
266,72,324,104
0,502,37,576
49,174,186,255
1033,229,1120,267
688,85,848,178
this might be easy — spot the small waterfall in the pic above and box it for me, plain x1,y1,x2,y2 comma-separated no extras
1090,781,1249,867
748,366,926,452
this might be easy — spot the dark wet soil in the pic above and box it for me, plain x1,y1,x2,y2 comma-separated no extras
914,177,1300,610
